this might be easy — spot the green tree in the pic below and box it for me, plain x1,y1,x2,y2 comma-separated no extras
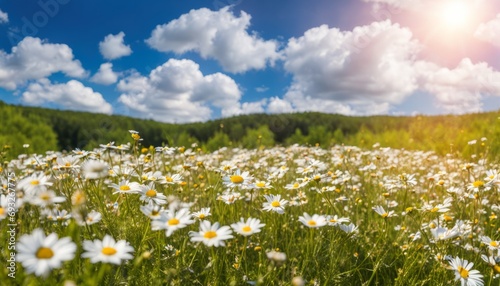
241,125,275,149
0,104,58,159
205,131,231,151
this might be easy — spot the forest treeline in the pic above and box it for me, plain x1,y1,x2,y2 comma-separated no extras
1,101,500,160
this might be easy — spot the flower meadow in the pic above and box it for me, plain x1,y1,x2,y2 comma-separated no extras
1,131,499,285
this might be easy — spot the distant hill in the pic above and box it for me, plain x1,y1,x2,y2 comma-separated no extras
1,101,500,160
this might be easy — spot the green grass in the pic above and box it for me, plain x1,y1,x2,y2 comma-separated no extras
1,133,499,285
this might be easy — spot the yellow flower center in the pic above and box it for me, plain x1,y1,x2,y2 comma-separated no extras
271,201,281,207
381,213,389,218
242,226,252,232
151,210,159,216
430,207,439,213
458,266,469,279
308,220,317,226
204,231,217,239
36,247,54,259
199,214,206,219
494,264,500,273
473,180,485,188
491,241,499,247
293,183,299,188
31,180,40,185
40,193,50,201
0,208,4,216
168,218,180,226
146,190,157,197
120,185,131,191
166,177,173,182
102,247,117,256
256,182,266,188
230,175,244,184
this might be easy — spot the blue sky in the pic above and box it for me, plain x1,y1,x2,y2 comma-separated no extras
0,0,499,122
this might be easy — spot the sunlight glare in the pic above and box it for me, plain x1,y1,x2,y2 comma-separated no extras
441,1,470,28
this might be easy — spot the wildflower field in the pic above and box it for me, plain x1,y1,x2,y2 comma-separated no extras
1,131,499,285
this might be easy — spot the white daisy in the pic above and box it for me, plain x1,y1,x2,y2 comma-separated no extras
262,194,288,214
138,183,167,205
82,160,109,180
189,221,234,247
108,180,141,195
298,212,327,228
222,169,253,189
191,207,211,220
231,217,265,236
151,208,195,237
82,235,134,265
17,229,76,277
448,256,484,286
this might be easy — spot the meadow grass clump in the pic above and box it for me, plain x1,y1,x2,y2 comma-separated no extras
1,132,499,285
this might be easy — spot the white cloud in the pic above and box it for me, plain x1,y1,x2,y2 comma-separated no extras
362,0,436,12
416,58,500,113
267,97,295,114
0,9,8,23
99,32,132,60
117,58,244,123
280,20,420,115
22,79,113,114
145,7,280,73
0,37,86,90
90,63,118,85
475,14,500,47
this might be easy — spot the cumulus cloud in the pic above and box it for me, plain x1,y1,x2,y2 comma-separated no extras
0,37,86,90
117,58,248,123
475,14,500,47
416,58,500,113
99,32,132,60
279,20,420,115
22,79,113,114
90,63,119,85
267,97,295,114
0,9,8,23
145,7,280,73
362,0,429,11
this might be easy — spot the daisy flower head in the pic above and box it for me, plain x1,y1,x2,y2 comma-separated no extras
223,169,253,189
372,205,397,218
254,180,272,189
189,221,234,247
17,173,53,196
339,223,359,235
159,173,183,185
139,183,167,206
262,194,288,214
326,215,350,226
448,256,484,286
82,235,134,265
17,229,76,277
480,235,500,251
109,180,141,195
82,160,109,180
231,217,266,236
29,189,66,207
151,208,195,237
76,210,102,226
140,204,164,220
192,207,211,220
298,213,327,228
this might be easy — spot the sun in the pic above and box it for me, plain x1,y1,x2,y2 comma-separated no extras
440,1,471,29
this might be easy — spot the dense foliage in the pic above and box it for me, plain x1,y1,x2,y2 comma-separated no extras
2,101,500,160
